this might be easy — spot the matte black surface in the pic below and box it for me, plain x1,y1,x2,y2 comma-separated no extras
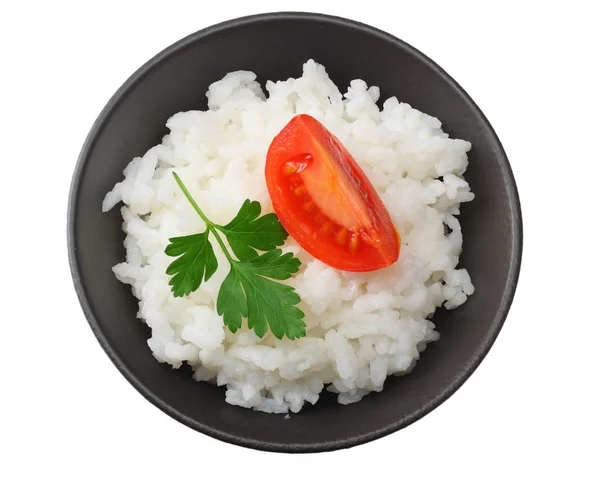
68,12,522,452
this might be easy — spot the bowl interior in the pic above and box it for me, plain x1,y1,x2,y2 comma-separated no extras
69,13,521,452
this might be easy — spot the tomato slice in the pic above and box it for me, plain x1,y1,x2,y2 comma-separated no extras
265,114,400,272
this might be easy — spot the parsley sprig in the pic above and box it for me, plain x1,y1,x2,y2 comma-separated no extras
165,172,306,340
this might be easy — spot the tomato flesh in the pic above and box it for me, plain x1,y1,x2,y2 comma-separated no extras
265,114,400,272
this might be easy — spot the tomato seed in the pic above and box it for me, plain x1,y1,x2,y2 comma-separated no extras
349,233,360,253
336,227,348,244
284,163,298,175
293,186,307,196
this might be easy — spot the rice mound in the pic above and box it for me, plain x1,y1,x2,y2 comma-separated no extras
102,60,474,413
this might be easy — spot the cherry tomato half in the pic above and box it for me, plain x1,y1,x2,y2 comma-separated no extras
265,114,400,272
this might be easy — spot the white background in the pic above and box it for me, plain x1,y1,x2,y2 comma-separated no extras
2,1,598,496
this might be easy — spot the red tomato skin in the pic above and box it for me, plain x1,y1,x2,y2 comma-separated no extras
265,114,400,272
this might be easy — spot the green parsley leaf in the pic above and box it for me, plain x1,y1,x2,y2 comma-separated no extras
165,231,217,298
217,269,248,333
240,249,301,279
165,172,306,340
217,253,306,339
217,200,288,261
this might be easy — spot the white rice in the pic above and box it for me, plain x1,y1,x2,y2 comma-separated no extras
102,60,474,414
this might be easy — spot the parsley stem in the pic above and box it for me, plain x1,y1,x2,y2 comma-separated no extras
172,172,235,264
209,227,235,265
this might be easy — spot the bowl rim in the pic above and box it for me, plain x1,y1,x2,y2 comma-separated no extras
67,11,523,453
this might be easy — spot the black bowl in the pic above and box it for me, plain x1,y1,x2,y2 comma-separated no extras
68,12,522,452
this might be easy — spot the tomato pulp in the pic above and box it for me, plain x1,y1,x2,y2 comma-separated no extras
265,114,400,272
